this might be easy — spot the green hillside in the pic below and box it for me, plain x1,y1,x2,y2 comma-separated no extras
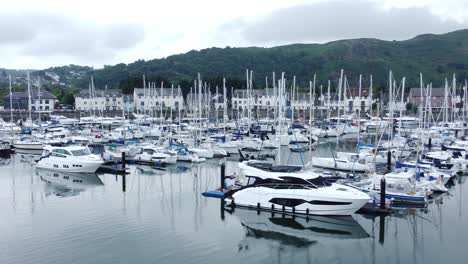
35,29,468,94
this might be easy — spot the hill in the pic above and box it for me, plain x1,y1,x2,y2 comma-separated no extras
8,29,468,96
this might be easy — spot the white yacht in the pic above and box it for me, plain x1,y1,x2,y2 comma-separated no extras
13,137,43,150
225,161,370,216
36,145,103,173
311,152,371,173
134,146,177,164
50,115,79,126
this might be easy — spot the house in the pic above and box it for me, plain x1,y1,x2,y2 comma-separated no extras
3,90,57,111
231,88,276,110
408,87,462,110
319,88,375,113
75,89,124,111
133,87,184,112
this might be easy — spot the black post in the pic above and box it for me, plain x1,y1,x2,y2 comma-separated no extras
428,137,432,149
121,151,126,170
380,177,386,209
122,174,126,192
220,163,226,190
220,199,225,221
379,215,385,244
257,202,261,215
387,151,391,172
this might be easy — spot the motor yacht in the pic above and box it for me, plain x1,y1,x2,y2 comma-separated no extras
36,145,103,173
225,161,370,216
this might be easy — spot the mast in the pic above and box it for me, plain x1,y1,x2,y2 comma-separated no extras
336,69,344,141
160,81,164,122
312,74,316,124
444,78,448,124
309,81,312,125
27,71,32,126
223,78,232,124
38,77,42,134
91,76,96,117
266,77,269,120
369,75,373,117
8,74,13,122
327,80,331,121
215,85,219,125
170,84,174,123
464,79,467,122
388,71,393,141
358,74,362,143
178,86,182,129
292,75,296,123
246,69,250,123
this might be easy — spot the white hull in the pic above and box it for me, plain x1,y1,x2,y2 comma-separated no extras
13,142,43,150
312,157,369,172
36,159,102,173
230,185,369,216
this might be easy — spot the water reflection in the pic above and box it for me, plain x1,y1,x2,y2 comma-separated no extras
227,207,369,248
0,157,11,166
36,168,104,198
14,148,42,164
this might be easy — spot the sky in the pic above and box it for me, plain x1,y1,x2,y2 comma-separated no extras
1,0,468,69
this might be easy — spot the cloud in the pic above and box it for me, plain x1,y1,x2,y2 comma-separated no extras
0,11,146,67
219,0,468,45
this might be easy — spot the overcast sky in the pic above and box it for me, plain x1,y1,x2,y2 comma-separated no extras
1,0,468,69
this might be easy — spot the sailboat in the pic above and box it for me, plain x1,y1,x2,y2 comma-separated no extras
13,72,43,150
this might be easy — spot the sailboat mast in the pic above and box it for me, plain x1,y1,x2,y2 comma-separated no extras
38,77,42,133
9,74,13,122
358,74,362,142
27,71,32,125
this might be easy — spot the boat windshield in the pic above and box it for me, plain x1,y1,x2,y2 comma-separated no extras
71,149,92,156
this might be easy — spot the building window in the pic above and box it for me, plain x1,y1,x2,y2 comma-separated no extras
45,99,49,104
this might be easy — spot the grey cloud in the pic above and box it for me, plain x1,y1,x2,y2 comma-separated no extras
221,1,468,45
0,11,145,63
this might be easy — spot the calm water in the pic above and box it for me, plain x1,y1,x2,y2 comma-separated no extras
1,143,468,264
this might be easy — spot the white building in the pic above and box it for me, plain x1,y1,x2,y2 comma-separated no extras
319,88,375,113
231,88,276,110
133,87,184,112
75,89,125,111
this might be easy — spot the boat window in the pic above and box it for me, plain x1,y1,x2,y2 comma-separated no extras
308,177,332,187
144,149,155,155
308,200,352,205
269,198,307,207
71,149,91,156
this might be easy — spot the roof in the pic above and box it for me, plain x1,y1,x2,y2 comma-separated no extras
78,89,122,98
233,88,274,97
3,90,56,100
345,88,369,97
409,87,462,97
134,87,182,97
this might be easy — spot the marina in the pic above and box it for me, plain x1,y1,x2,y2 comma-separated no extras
1,70,468,263
0,141,467,264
